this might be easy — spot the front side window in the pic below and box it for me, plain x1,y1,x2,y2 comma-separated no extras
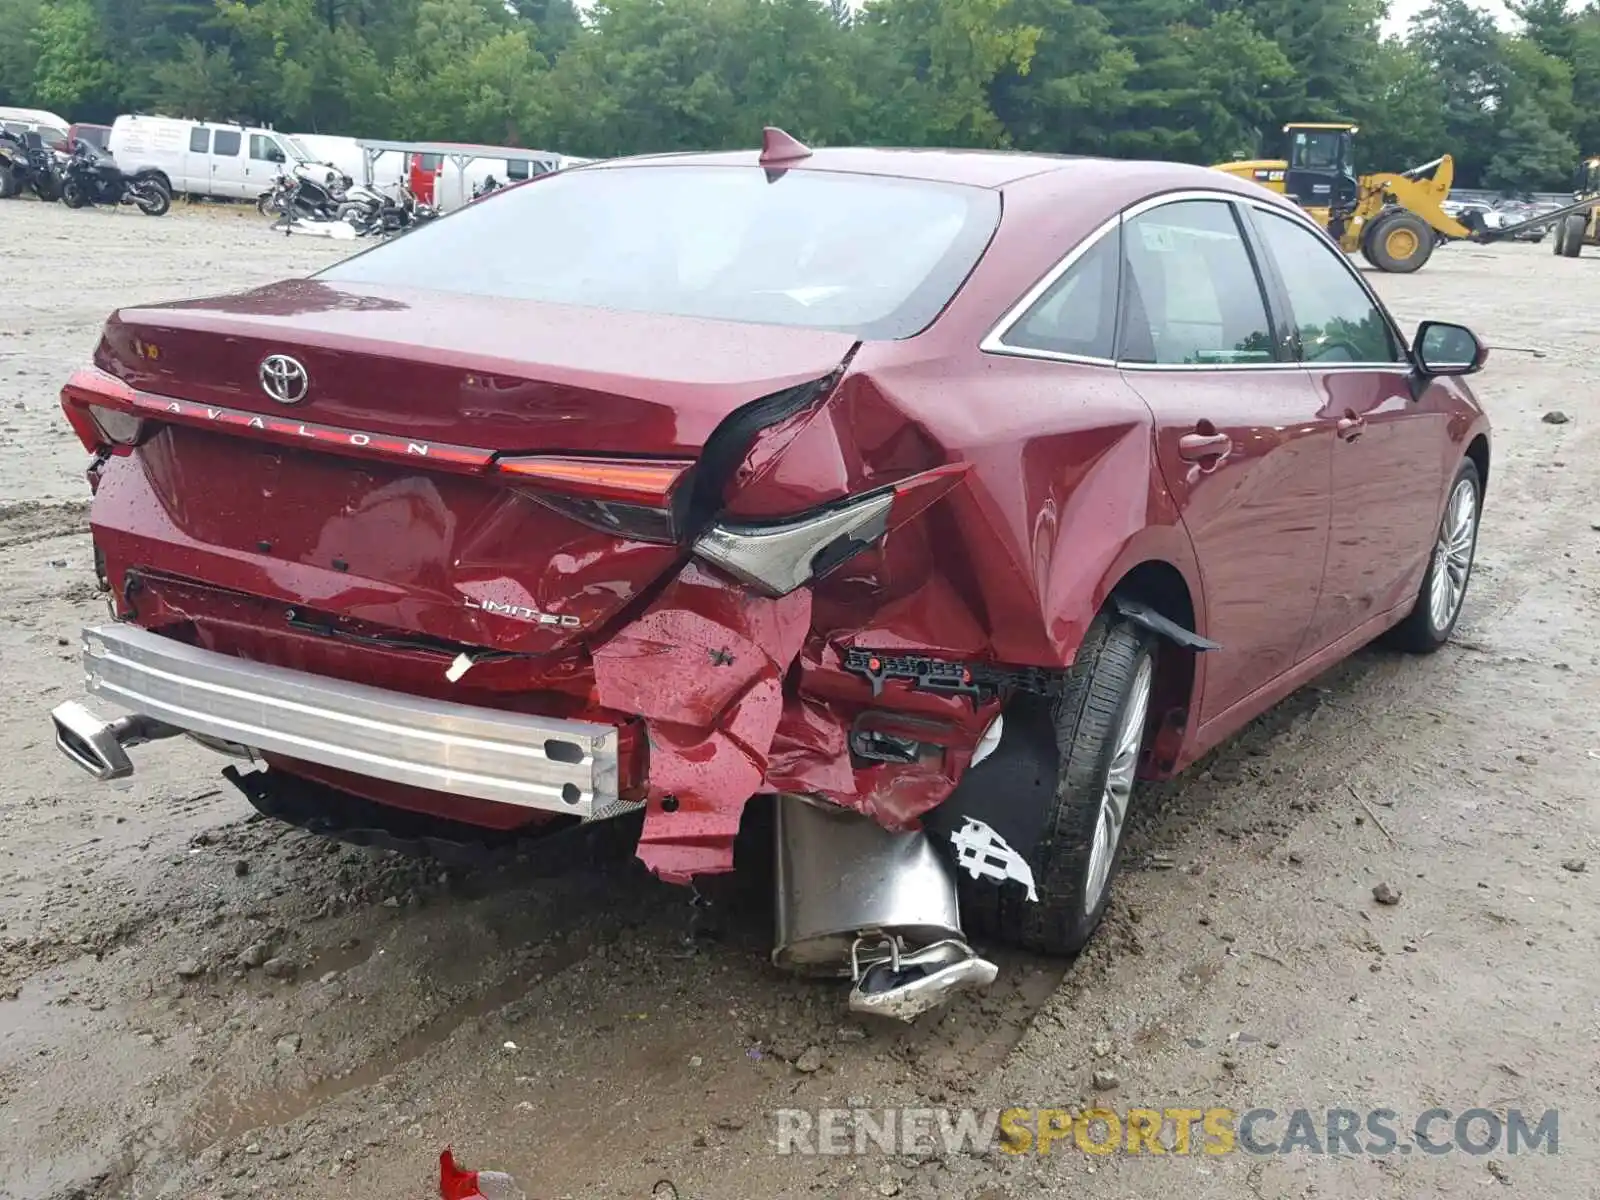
1000,229,1119,360
320,165,1001,340
249,133,279,161
212,129,241,156
1119,200,1276,366
1253,211,1402,364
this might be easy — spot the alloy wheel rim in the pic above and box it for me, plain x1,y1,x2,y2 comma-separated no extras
1428,477,1478,632
1084,655,1153,912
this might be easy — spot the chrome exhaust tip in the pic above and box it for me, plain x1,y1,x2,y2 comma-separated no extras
773,793,997,1022
50,700,176,781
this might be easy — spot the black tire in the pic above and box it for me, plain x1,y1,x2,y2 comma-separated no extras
961,615,1158,956
1551,219,1570,255
1362,210,1435,273
1558,213,1584,258
0,167,18,199
60,179,89,208
1387,458,1482,654
134,181,171,216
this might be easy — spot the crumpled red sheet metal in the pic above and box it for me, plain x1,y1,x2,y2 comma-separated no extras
593,562,810,884
595,562,998,883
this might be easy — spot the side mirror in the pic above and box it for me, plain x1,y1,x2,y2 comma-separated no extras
1414,320,1487,376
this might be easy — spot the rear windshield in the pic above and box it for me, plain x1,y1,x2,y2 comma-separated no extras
317,164,1000,340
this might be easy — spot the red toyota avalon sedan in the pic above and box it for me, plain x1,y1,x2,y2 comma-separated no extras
52,131,1489,1018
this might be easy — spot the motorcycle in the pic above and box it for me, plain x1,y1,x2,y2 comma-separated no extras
337,179,438,238
60,139,170,215
259,160,352,224
471,174,502,201
0,130,65,201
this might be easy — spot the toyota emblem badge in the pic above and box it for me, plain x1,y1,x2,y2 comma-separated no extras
259,354,309,404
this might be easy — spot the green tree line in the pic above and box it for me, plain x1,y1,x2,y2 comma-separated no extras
1,0,1597,190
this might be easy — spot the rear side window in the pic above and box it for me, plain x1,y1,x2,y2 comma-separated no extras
1119,200,1276,366
213,129,240,156
319,165,1002,340
189,127,209,153
1252,211,1403,363
1000,230,1120,360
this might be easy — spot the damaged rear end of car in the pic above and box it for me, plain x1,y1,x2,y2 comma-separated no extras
52,147,1147,1020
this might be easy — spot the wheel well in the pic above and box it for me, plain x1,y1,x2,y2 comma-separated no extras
1109,560,1197,770
141,170,171,191
1465,434,1489,498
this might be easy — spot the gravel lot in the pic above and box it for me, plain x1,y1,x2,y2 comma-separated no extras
0,199,1596,1200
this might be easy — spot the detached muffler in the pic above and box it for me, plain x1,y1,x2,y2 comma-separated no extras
773,792,997,1022
51,700,177,780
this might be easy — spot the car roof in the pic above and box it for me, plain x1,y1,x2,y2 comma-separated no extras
585,145,1242,193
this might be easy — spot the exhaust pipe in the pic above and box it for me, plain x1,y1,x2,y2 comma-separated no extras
51,700,178,781
773,793,997,1022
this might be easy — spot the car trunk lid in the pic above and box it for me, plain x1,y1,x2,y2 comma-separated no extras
86,280,857,656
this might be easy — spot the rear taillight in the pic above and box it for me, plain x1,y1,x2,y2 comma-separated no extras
692,463,968,596
60,368,146,453
494,454,695,545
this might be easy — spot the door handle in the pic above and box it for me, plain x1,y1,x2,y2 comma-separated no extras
1178,431,1233,462
1336,414,1366,442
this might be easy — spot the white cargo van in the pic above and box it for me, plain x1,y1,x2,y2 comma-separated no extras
0,106,70,148
107,115,341,200
292,133,404,188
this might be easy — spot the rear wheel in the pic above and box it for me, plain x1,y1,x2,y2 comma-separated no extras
134,181,171,216
961,615,1158,956
1558,213,1585,258
60,178,89,208
1387,459,1482,654
0,166,18,198
1362,210,1435,273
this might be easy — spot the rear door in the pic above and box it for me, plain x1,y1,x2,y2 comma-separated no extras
1243,204,1447,651
208,128,246,198
182,124,210,192
1115,196,1334,728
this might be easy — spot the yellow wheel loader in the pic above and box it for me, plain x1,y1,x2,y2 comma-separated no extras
1214,123,1474,273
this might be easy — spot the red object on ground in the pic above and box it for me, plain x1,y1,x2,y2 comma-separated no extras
439,1148,524,1200
439,1149,479,1200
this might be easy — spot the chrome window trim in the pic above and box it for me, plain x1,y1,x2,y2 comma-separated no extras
980,186,1414,372
978,205,1123,367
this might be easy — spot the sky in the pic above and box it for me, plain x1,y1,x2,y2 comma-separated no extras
1380,0,1517,36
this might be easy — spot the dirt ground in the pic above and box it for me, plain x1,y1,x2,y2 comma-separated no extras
0,198,1595,1200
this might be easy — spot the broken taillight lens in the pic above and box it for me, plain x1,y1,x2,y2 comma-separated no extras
60,368,147,453
494,454,696,544
693,463,968,596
